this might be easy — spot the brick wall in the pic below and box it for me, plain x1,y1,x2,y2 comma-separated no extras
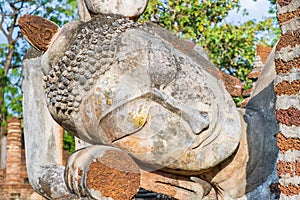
0,118,44,200
257,44,273,65
240,44,273,107
5,117,22,184
275,1,300,199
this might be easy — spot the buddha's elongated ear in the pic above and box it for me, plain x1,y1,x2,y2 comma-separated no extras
18,14,60,52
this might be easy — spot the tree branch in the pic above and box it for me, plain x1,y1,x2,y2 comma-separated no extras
8,2,19,37
4,49,14,76
12,34,22,44
0,10,8,38
3,1,24,76
29,0,50,15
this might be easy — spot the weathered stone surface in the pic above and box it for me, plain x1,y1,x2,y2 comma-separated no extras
278,132,300,153
277,160,300,177
201,45,278,199
275,45,300,62
5,118,22,185
77,0,91,22
84,0,148,18
247,70,261,79
65,145,140,199
275,56,300,74
277,9,300,26
276,29,300,51
140,170,211,199
248,55,263,79
275,1,300,199
279,184,300,196
86,150,140,200
220,71,244,97
42,14,242,173
279,124,300,138
22,6,279,200
274,80,300,96
278,150,300,163
280,193,300,200
276,108,300,126
257,44,273,64
277,0,300,14
242,88,253,97
22,50,73,199
277,0,294,8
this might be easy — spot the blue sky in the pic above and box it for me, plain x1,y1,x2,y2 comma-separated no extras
227,0,274,24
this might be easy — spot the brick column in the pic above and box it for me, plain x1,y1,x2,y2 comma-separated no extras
5,117,22,184
275,1,300,199
0,168,4,181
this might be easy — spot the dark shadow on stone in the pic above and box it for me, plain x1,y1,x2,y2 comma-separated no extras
244,80,279,194
134,188,176,200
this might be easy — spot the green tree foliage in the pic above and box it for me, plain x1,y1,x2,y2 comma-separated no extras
141,0,279,89
0,0,77,147
63,130,76,153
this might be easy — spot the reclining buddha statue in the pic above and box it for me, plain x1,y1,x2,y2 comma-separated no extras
20,0,278,199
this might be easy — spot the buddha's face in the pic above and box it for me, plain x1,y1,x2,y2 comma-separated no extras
42,15,241,173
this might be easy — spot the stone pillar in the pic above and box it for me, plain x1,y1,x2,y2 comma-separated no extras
275,1,300,199
0,135,7,169
5,117,22,184
22,49,72,198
